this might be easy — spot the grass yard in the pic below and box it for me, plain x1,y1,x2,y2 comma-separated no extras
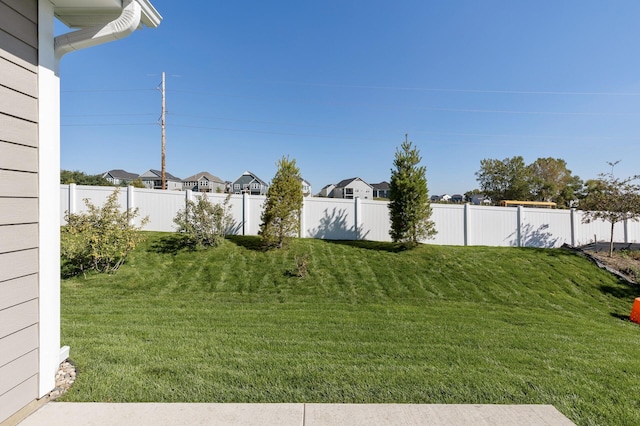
60,233,640,425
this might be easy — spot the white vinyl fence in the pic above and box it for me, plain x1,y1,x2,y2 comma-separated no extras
60,184,640,248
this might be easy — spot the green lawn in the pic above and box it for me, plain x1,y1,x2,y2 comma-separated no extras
60,233,640,425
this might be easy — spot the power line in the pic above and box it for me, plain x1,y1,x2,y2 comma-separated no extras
167,89,640,116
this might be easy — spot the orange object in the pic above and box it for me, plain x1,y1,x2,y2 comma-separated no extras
631,298,640,325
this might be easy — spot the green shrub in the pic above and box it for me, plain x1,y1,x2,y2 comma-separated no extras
61,189,148,276
173,194,232,248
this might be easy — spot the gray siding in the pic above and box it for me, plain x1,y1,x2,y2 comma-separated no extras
0,0,40,422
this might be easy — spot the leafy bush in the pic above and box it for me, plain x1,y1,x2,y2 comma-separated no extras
61,189,148,276
173,194,232,248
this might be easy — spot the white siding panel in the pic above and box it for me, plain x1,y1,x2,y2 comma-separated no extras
0,375,37,422
0,275,37,311
0,170,37,197
0,29,37,72
521,209,571,248
469,206,518,247
0,349,37,396
0,249,38,282
429,204,466,246
246,195,264,236
305,197,356,240
573,211,625,247
0,2,37,48
627,220,640,244
0,56,37,97
2,0,38,22
0,85,37,123
0,198,38,225
0,324,37,367
0,141,37,172
0,299,38,339
359,199,391,242
0,224,38,253
0,114,38,147
135,189,186,232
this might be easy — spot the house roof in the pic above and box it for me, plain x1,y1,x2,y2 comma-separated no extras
183,172,224,184
335,177,371,188
371,181,390,190
234,171,268,186
54,0,162,29
140,169,181,181
103,169,138,180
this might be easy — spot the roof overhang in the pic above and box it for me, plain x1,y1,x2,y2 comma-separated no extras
53,0,161,29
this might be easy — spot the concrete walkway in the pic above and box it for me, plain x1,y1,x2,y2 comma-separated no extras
17,403,575,425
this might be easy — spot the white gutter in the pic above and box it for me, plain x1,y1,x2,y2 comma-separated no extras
54,0,142,59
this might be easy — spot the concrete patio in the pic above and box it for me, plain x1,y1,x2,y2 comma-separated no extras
16,402,575,425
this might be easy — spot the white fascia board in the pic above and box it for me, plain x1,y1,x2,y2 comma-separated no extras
55,0,162,29
137,0,162,28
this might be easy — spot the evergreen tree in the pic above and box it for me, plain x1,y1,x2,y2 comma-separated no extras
388,135,436,245
259,156,304,248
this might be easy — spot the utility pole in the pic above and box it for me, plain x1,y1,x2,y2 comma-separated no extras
160,71,166,190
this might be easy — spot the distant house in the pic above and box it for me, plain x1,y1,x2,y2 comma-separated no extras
231,171,269,195
318,184,336,198
333,177,373,200
182,171,225,193
471,194,492,205
139,169,182,190
371,181,390,199
102,169,138,186
441,194,452,202
451,194,465,203
430,195,442,202
299,178,312,197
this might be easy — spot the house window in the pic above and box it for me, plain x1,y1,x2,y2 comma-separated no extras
234,184,240,190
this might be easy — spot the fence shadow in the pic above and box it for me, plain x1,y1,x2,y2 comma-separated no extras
307,207,370,241
509,223,560,248
322,239,409,253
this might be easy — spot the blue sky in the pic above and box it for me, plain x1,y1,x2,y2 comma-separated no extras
58,0,640,196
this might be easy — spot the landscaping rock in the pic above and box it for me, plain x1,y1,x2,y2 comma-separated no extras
47,360,77,400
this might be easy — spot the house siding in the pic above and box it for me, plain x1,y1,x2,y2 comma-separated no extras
0,0,40,422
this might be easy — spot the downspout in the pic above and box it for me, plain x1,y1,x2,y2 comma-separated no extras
54,0,142,59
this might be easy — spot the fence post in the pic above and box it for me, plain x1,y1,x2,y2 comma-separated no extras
570,208,576,247
624,216,629,244
464,203,470,246
68,183,77,214
127,185,135,225
185,189,193,204
243,192,249,236
354,197,362,240
299,197,306,238
517,206,523,247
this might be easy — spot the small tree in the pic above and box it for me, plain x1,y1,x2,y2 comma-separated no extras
61,189,148,275
259,156,304,248
580,165,640,257
173,194,232,248
388,135,436,246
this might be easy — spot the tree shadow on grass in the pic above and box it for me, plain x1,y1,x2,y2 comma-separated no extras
321,239,411,253
599,282,640,300
148,234,194,254
610,312,635,323
226,235,266,251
